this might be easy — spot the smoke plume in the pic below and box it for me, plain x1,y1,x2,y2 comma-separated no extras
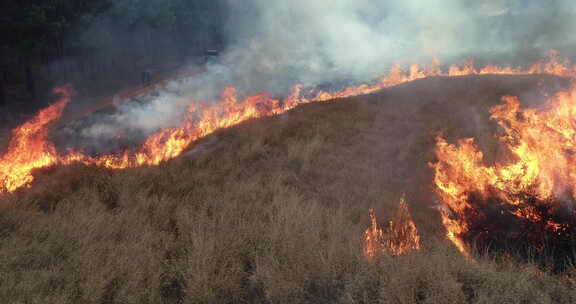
59,0,576,153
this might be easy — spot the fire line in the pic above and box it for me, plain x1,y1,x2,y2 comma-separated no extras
0,51,574,193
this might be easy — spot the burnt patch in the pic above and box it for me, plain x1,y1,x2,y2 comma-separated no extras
456,187,576,272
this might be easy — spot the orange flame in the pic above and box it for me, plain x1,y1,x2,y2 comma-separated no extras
0,87,78,192
1,52,576,192
364,196,421,258
431,86,576,257
88,87,285,168
364,208,385,259
91,51,576,171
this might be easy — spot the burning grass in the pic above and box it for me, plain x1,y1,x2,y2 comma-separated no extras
364,196,421,258
1,53,575,194
2,74,576,302
433,87,576,271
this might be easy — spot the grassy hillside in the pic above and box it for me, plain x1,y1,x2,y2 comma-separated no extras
1,75,576,303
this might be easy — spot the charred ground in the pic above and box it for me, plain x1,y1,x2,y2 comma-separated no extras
1,74,576,303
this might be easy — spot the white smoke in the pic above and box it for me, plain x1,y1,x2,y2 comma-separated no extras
63,0,576,152
223,0,576,91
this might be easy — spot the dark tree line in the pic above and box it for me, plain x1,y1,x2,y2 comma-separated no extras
0,0,226,109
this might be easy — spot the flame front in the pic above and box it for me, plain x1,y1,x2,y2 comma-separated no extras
364,196,421,258
1,52,575,192
0,87,81,192
91,51,576,170
432,87,576,257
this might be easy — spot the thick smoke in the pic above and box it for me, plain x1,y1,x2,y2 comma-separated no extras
222,0,467,91
61,0,576,153
222,0,576,92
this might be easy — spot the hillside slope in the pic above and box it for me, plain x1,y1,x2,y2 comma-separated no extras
1,74,575,303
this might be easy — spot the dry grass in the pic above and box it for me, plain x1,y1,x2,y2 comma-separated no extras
1,75,575,303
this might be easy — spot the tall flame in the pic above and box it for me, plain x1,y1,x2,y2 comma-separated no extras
0,87,78,192
432,86,576,257
364,196,421,258
1,52,575,193
364,208,385,259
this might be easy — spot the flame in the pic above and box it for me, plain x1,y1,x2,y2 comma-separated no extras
364,208,385,259
92,51,576,171
0,87,80,192
364,196,421,258
88,87,286,168
1,52,576,192
431,86,576,257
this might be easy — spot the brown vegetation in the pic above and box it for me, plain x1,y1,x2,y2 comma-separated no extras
1,75,576,303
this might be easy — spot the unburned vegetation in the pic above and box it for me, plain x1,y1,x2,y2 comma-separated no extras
1,75,576,303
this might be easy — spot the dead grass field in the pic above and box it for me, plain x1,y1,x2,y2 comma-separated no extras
1,75,576,303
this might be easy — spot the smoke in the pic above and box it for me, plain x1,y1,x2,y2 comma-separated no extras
59,0,576,153
222,0,464,91
222,0,576,91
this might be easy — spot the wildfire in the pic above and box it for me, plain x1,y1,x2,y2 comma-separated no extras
365,208,385,258
0,87,85,193
364,196,421,258
1,51,575,193
431,87,576,261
